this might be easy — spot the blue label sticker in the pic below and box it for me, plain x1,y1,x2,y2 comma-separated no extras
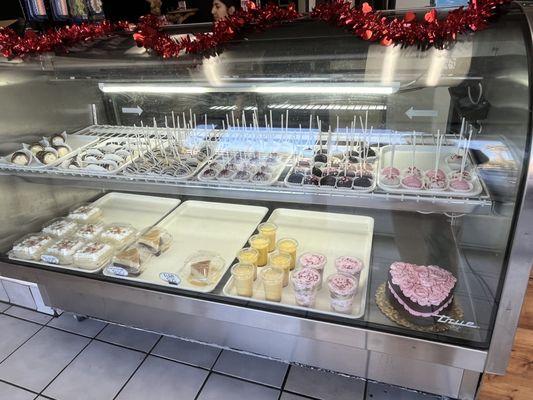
107,266,129,277
160,272,181,286
41,255,59,265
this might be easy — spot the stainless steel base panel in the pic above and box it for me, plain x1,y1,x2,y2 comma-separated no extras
0,261,483,399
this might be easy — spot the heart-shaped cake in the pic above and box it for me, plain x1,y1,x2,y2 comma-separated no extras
386,262,456,319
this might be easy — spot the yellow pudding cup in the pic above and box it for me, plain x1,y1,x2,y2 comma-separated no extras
276,238,299,270
269,251,292,287
249,234,269,267
258,222,278,252
260,266,284,302
231,263,255,297
237,247,259,280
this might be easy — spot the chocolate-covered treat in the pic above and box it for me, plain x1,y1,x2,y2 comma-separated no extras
36,150,58,165
320,175,336,186
297,159,311,168
360,146,376,157
337,176,353,188
202,168,218,179
347,150,359,163
287,172,304,184
338,170,356,178
312,166,323,177
303,175,319,185
217,169,234,180
11,151,31,166
234,170,251,181
353,176,373,188
314,153,327,163
252,171,270,182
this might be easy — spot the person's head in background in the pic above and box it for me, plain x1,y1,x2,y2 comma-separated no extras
211,0,241,22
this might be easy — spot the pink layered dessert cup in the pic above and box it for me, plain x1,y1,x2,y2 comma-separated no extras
291,268,321,307
335,256,364,278
401,174,423,190
327,273,358,314
298,252,327,289
424,169,446,181
449,178,473,192
381,166,400,177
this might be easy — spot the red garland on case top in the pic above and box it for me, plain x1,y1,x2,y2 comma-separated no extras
0,20,131,59
133,1,300,59
311,0,511,49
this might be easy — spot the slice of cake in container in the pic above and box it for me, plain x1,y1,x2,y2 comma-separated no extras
386,262,457,326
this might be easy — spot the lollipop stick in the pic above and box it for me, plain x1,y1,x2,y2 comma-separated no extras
434,130,441,174
460,126,473,177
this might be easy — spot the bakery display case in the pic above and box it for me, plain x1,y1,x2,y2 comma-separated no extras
1,3,533,399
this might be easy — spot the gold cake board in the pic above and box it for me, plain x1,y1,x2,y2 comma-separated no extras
375,283,464,333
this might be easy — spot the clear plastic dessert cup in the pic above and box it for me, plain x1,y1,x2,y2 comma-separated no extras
276,238,299,270
291,268,321,308
258,222,278,252
327,273,359,314
260,266,284,302
237,247,259,280
249,234,269,267
269,251,292,287
334,256,364,279
298,252,327,289
231,263,255,297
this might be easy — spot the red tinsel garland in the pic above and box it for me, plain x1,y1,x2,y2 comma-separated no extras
0,20,131,59
133,2,300,59
0,0,513,59
312,0,512,49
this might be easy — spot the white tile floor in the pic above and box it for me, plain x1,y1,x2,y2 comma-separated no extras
0,303,449,400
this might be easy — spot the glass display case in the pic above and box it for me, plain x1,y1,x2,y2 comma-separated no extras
1,3,533,399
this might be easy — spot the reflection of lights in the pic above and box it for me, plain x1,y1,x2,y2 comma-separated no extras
267,104,387,111
254,85,398,94
426,49,447,87
99,83,209,94
99,83,398,95
209,106,257,111
381,45,401,85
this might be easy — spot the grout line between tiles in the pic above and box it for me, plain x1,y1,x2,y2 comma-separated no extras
281,389,322,400
193,347,224,400
0,378,40,396
36,335,95,398
112,335,164,400
277,364,292,400
0,323,45,365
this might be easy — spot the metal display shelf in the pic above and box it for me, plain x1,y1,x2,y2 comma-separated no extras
0,126,493,215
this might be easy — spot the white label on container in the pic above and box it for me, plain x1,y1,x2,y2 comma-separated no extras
160,272,181,286
107,266,129,277
41,255,59,265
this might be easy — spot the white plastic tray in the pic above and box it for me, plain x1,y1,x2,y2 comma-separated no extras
197,152,292,187
377,145,483,198
0,135,100,169
8,193,181,273
104,200,268,292
223,208,374,319
92,192,181,229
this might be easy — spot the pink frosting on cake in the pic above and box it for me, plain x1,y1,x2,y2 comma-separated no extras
389,262,456,307
381,167,400,177
449,178,472,192
335,256,364,275
425,169,446,180
401,175,423,189
387,282,454,317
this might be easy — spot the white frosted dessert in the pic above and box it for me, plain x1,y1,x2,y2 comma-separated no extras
67,205,102,223
12,234,55,260
100,224,137,248
41,238,85,265
73,241,114,270
75,222,105,241
42,218,78,238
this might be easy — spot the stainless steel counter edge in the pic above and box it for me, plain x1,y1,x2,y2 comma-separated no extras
0,260,487,373
484,1,533,375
